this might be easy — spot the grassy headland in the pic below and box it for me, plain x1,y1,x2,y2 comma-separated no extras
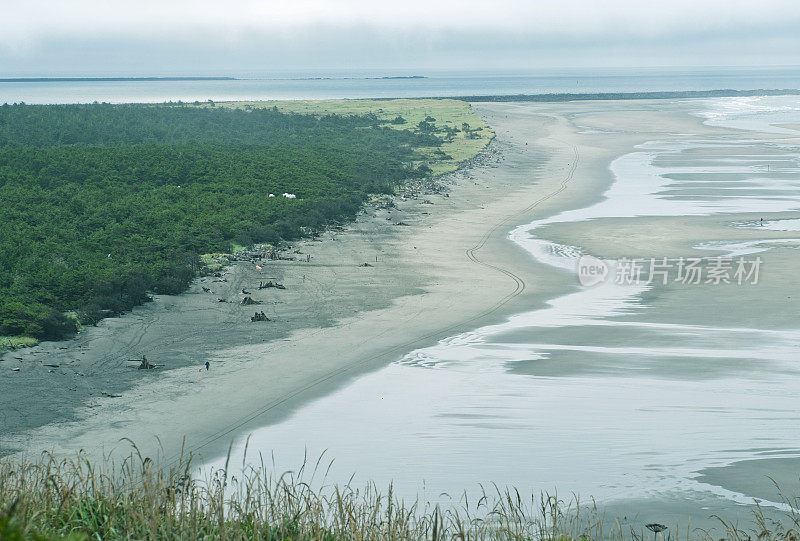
215,99,494,175
0,100,492,343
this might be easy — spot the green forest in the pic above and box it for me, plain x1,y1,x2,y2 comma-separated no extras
0,103,439,340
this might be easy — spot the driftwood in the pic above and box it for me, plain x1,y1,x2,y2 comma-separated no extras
267,250,296,261
359,263,373,267
128,355,157,370
202,287,210,293
241,288,251,294
258,281,285,290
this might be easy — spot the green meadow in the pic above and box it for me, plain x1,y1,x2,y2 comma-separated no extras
215,99,494,175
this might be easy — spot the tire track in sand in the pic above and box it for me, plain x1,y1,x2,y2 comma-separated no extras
464,143,579,314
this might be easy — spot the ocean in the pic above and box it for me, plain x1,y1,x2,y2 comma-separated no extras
4,67,800,104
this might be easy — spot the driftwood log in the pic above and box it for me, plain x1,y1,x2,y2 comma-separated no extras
258,281,285,290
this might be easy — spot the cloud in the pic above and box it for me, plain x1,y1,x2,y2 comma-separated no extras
2,0,800,72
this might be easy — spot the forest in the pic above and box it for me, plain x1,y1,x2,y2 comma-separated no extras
0,103,439,340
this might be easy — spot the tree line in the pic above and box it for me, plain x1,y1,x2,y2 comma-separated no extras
0,103,438,339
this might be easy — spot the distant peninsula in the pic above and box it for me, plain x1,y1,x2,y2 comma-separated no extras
0,77,237,83
370,75,427,79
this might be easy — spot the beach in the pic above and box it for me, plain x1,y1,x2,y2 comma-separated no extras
5,97,800,530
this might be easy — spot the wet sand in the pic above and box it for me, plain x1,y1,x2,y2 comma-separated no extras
696,457,800,504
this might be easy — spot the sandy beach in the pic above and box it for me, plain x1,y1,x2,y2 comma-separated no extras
5,98,800,531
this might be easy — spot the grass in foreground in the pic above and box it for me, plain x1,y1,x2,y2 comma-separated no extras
2,445,799,540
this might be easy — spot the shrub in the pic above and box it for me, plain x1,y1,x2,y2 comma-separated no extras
0,301,76,340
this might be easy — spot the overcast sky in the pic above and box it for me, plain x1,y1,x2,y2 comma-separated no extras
3,0,800,75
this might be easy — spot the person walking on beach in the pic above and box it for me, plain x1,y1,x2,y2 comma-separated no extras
205,361,210,371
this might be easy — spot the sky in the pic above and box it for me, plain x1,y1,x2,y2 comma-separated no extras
2,0,800,76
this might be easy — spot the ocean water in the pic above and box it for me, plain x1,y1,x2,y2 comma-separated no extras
203,95,800,517
700,95,800,134
4,67,800,104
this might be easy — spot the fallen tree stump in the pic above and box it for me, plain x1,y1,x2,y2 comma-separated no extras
127,355,157,369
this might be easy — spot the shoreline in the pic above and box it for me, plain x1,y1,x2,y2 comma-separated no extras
410,88,800,102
